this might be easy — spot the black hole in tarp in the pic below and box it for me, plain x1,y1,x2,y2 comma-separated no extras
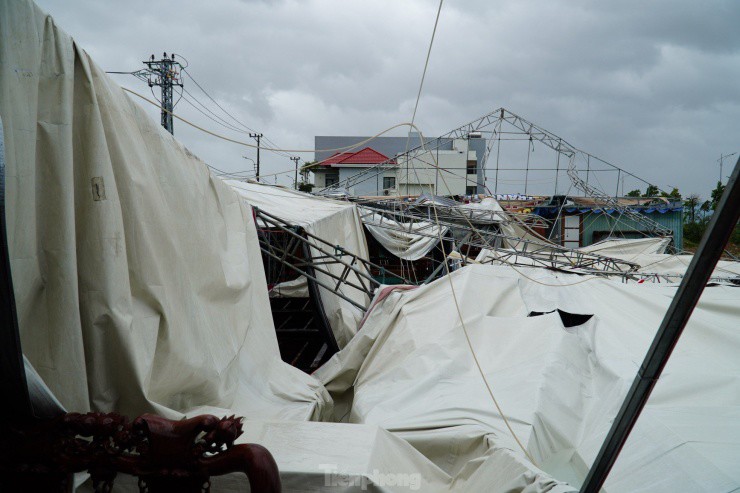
528,309,593,328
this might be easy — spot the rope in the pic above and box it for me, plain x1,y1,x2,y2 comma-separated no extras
410,0,444,127
409,128,541,466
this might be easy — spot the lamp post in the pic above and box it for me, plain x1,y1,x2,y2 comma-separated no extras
718,152,736,183
242,156,256,180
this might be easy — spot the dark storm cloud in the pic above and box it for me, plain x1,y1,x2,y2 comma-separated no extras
35,0,740,197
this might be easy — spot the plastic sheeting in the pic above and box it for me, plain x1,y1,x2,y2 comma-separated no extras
316,264,740,492
224,180,371,347
578,237,671,255
0,0,329,421
363,211,448,261
459,197,508,222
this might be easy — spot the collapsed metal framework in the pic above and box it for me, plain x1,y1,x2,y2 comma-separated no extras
254,208,410,311
363,196,549,228
320,107,673,238
357,202,640,275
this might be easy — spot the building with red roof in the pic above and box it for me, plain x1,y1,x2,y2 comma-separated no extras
308,146,399,196
309,135,487,197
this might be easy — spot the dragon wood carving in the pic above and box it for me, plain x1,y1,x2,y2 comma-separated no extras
0,412,281,492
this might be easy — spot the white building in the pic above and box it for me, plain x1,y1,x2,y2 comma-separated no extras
312,135,486,197
395,138,479,196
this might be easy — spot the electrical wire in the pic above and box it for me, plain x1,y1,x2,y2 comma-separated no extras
122,86,422,155
391,1,544,466
180,68,294,160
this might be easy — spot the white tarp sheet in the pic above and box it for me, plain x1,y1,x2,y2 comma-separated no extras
316,264,740,492
578,237,671,255
269,276,310,298
224,180,371,347
0,0,329,421
363,211,447,261
459,197,508,222
610,253,740,281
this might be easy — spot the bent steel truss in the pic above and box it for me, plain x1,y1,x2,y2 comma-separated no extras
254,207,411,312
356,202,640,275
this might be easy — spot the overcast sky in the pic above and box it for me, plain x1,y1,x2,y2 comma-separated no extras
36,0,740,199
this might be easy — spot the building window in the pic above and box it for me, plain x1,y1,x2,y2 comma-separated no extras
325,173,339,186
467,159,477,174
383,176,396,191
466,185,477,195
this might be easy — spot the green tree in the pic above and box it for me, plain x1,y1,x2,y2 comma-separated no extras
661,187,681,200
300,161,317,172
644,184,660,197
709,181,726,210
683,194,701,223
626,189,642,197
298,182,314,193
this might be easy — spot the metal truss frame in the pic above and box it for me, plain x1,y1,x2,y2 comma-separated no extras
318,107,672,238
254,208,410,312
362,196,550,228
356,203,640,275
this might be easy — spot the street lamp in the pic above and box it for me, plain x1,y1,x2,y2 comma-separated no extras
718,152,736,184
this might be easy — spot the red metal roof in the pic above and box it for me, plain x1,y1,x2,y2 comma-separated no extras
320,147,394,165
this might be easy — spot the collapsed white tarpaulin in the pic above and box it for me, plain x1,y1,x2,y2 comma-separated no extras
224,180,371,347
614,253,740,281
363,211,448,261
578,237,671,255
316,264,740,492
0,0,329,421
459,197,508,222
269,276,310,298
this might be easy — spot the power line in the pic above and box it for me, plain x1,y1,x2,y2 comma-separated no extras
181,68,256,133
180,67,294,160
179,90,248,135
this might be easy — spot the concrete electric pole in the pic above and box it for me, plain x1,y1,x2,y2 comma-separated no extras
142,53,183,135
249,133,263,181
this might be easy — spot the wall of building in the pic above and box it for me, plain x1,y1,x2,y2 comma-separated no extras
312,169,330,189
580,210,683,250
336,167,395,196
396,139,481,196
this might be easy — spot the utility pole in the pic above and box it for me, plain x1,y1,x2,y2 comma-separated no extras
250,133,263,181
291,156,300,189
718,152,736,183
142,53,183,134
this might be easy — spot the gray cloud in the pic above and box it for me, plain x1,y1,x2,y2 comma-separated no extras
36,0,740,198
